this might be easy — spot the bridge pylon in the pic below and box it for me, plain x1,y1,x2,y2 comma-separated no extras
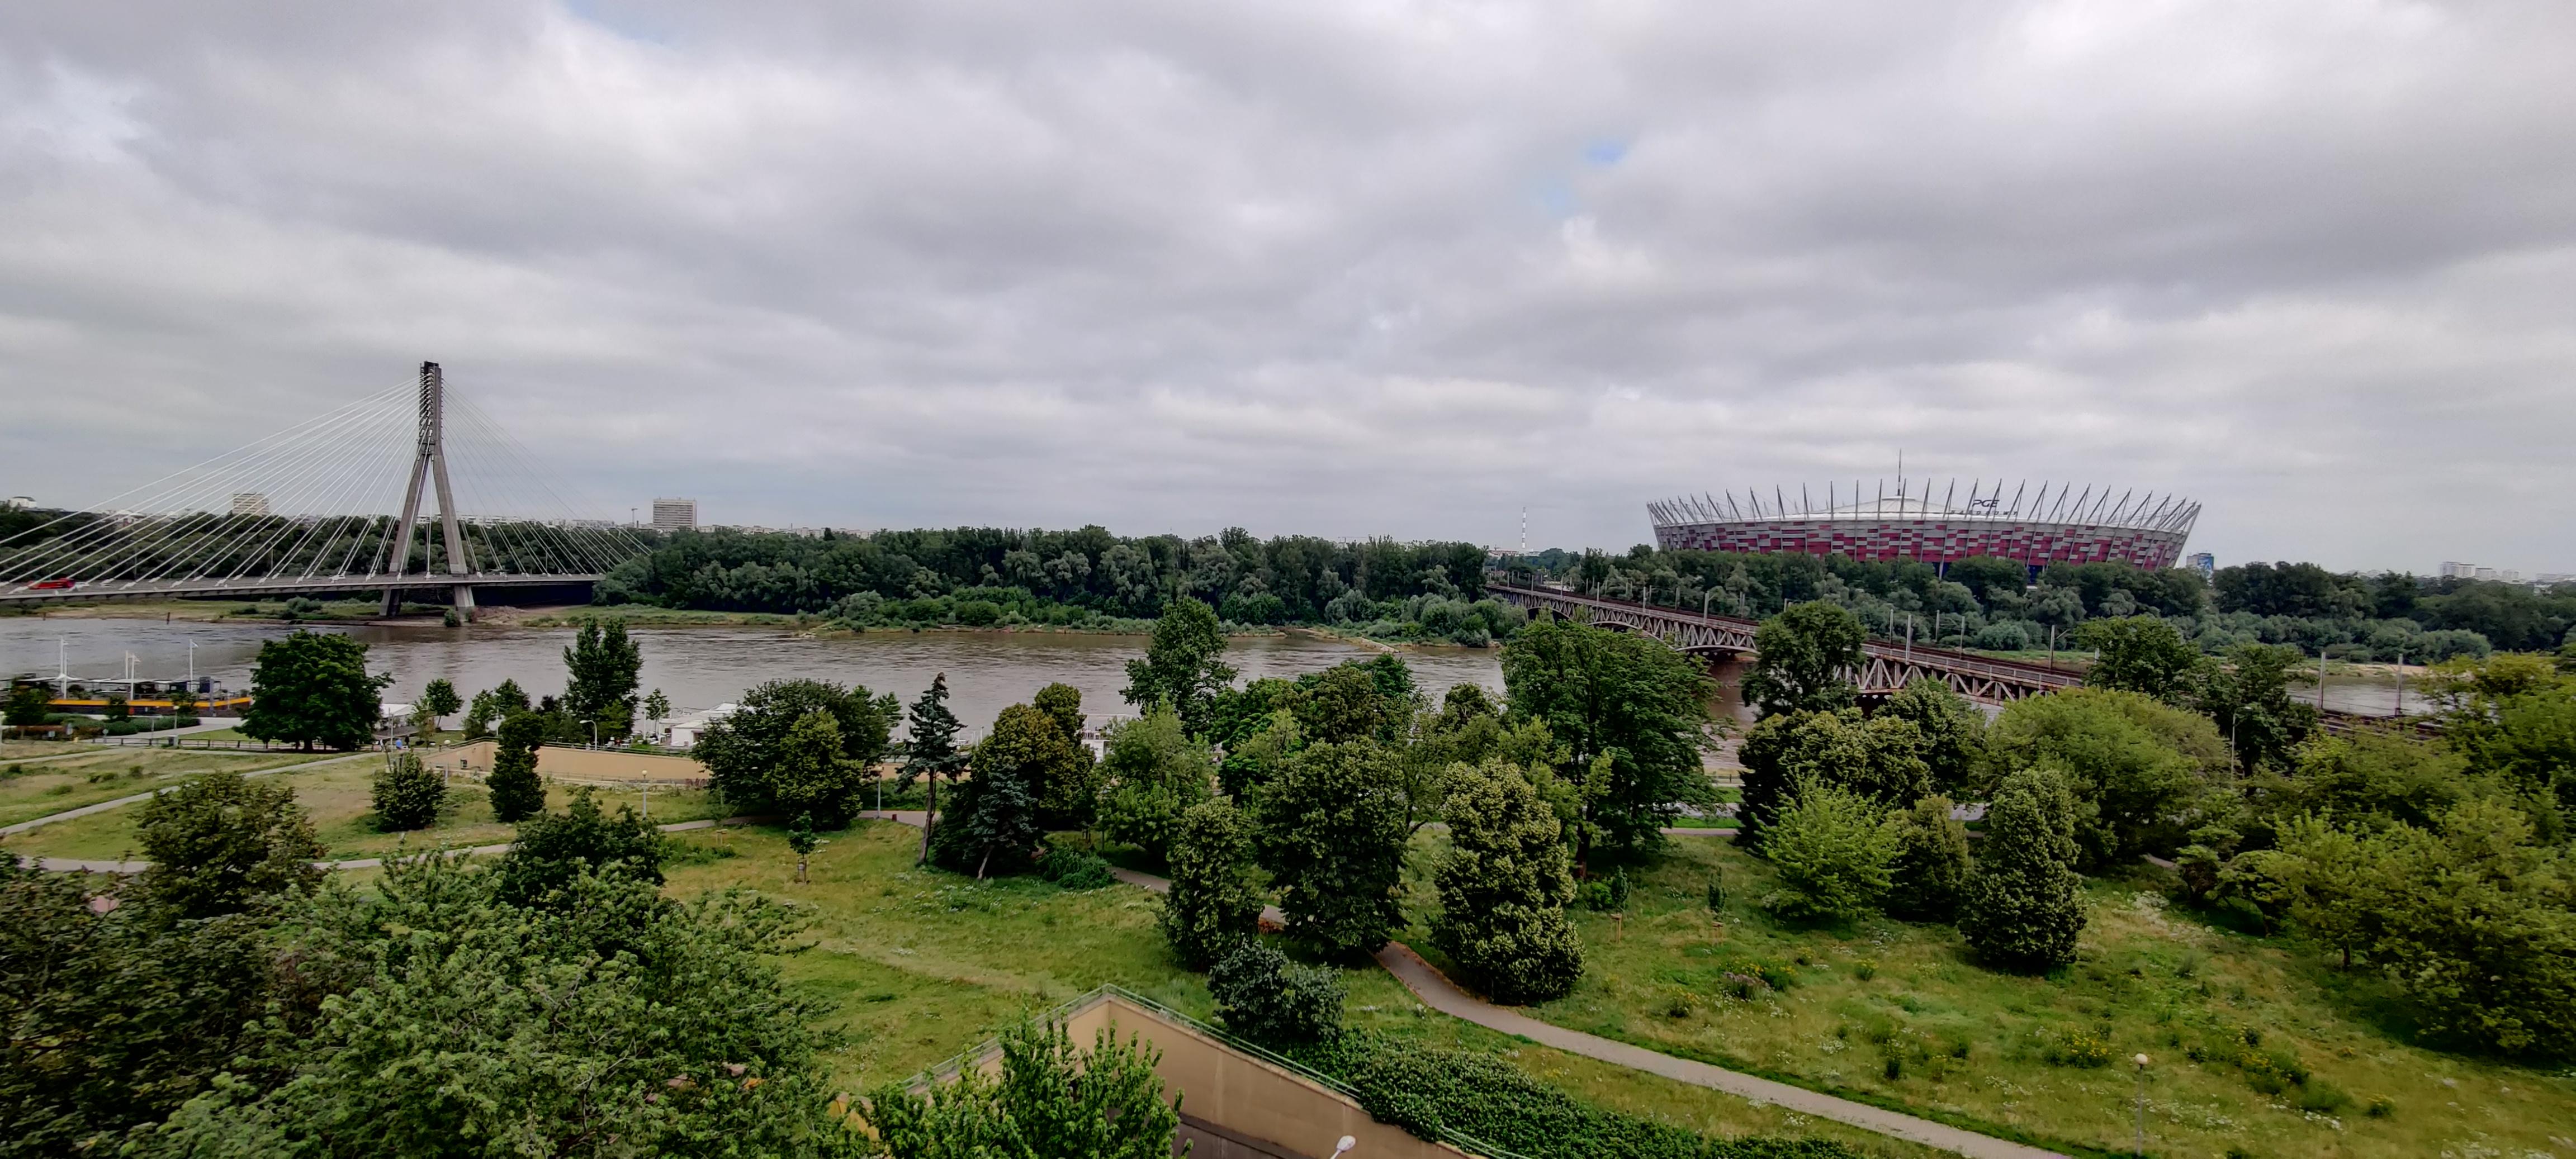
381,360,475,617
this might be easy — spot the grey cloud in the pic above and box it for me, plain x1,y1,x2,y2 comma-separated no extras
1,0,2572,571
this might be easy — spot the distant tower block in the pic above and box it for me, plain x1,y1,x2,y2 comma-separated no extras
229,492,271,517
652,498,698,533
380,361,475,617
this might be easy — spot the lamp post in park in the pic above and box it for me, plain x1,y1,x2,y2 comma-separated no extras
2132,1053,2151,1156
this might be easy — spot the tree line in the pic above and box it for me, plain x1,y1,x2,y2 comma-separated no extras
1734,601,2576,1057
594,524,1524,644
1518,544,2575,659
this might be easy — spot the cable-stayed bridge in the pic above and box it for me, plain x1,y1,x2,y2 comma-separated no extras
0,363,648,614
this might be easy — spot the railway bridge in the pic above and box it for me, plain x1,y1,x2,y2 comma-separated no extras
1486,582,2083,704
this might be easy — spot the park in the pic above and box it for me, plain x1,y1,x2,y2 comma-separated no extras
8,585,2576,1158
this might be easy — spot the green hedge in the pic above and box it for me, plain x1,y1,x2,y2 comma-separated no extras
1295,1032,1867,1159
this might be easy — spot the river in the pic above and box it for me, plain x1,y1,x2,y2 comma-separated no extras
0,617,1524,736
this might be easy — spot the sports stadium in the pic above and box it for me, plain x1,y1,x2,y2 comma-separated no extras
1647,478,2198,573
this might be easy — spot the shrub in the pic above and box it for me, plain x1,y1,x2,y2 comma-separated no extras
1578,867,1632,912
1758,780,1898,922
1961,768,2087,972
371,751,444,832
1884,795,1969,922
2040,1027,2114,1068
1297,1032,1868,1159
1035,844,1115,891
1208,941,1343,1047
494,787,664,907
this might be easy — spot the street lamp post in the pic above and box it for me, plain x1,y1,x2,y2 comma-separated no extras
2132,1053,2151,1156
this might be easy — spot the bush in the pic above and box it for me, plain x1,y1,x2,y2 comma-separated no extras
1208,941,1343,1046
1758,781,1897,922
1974,621,2034,650
371,752,444,832
1578,868,1631,912
1035,844,1115,890
1296,1032,1868,1159
2040,1027,2114,1068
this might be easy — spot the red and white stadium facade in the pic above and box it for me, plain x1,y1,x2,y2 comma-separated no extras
1649,479,2198,573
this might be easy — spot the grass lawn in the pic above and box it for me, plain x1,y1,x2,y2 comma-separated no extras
4,758,728,860
1391,833,2576,1159
0,748,335,828
660,821,1938,1157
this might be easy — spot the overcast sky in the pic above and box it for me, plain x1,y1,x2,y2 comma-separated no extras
3,1,2572,573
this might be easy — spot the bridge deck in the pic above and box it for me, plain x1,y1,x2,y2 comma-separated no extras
0,573,602,606
1488,582,2082,702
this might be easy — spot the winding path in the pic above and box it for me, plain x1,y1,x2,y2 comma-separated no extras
17,797,2053,1156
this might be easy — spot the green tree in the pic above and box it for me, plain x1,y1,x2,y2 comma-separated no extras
239,630,391,751
3,685,49,731
1208,941,1346,1046
0,859,294,1152
2196,642,2319,773
1500,615,1716,858
642,687,671,728
1159,799,1265,970
2436,667,2576,827
1290,657,1417,745
485,712,548,823
1886,796,1971,922
1095,702,1214,863
902,674,968,865
2357,797,2575,1056
134,768,324,919
370,750,444,832
414,677,462,732
1989,688,2231,870
2077,616,2203,704
1758,780,1900,922
934,704,1064,878
561,619,643,738
1878,677,1986,794
1252,739,1409,957
786,812,820,883
696,678,902,827
1433,759,1584,1004
1741,601,1864,719
146,856,858,1157
864,1018,1181,1158
1961,768,2088,972
1121,597,1236,737
1027,682,1101,830
494,786,665,907
1736,708,1928,846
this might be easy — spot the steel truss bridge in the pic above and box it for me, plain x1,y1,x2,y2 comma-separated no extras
1488,582,2082,703
0,363,645,613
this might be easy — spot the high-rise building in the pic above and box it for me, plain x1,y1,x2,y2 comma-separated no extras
2185,552,2214,579
651,498,698,534
2439,561,2476,579
230,492,270,517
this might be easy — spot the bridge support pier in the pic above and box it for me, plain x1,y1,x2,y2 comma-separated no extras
451,584,476,621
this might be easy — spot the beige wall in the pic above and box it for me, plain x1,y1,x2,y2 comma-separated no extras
430,740,708,784
953,994,1469,1159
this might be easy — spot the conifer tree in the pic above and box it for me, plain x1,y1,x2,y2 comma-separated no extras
371,751,444,832
1961,768,2088,971
1433,758,1583,1003
1160,798,1264,970
903,674,967,865
933,704,1060,878
486,712,547,823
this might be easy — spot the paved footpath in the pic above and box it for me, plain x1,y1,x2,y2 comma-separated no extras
2,750,380,840
1047,824,2062,1159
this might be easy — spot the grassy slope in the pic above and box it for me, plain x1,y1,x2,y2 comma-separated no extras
0,748,330,828
5,758,725,859
1394,833,2576,1159
661,821,1936,1157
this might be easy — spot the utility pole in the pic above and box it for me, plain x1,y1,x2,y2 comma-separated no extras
2393,650,2406,718
381,362,475,619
